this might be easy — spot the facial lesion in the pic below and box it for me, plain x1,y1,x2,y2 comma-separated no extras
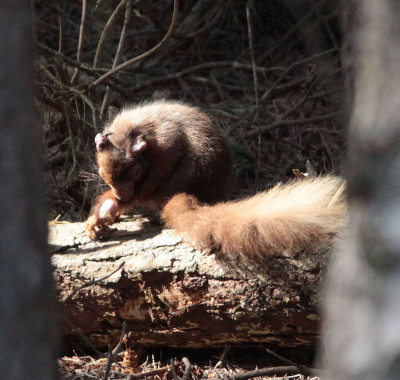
116,165,139,184
100,156,141,186
97,149,129,181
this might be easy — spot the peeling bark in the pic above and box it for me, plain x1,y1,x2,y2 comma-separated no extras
50,216,334,349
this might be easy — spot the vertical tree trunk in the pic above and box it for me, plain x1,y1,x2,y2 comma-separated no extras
323,1,400,379
0,2,58,379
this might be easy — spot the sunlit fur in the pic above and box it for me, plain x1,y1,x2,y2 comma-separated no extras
162,176,347,259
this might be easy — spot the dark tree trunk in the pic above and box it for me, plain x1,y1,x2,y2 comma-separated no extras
322,1,400,379
0,2,58,379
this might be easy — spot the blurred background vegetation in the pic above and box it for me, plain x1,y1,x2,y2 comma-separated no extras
33,0,345,221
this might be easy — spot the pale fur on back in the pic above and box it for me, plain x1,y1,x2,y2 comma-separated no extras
162,176,347,259
105,101,224,157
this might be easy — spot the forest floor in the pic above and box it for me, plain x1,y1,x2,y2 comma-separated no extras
59,346,321,380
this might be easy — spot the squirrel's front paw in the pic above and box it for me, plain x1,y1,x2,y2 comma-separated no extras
85,198,119,240
85,215,104,240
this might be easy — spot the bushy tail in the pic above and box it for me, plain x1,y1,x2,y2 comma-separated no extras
162,176,347,259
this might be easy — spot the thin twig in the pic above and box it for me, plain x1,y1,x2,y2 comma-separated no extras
103,346,114,380
54,56,69,84
62,261,125,305
244,112,343,137
101,0,131,116
259,0,329,63
153,1,224,42
184,2,224,40
268,85,316,130
246,2,259,113
38,63,98,131
38,42,108,73
37,42,131,99
316,6,339,50
112,321,127,356
260,48,337,103
127,366,170,380
62,101,77,187
169,0,215,39
58,16,63,53
38,62,99,120
213,346,231,369
265,347,301,368
127,61,284,93
36,92,93,131
181,357,192,380
246,0,261,189
71,0,87,84
168,357,192,380
95,0,103,13
85,0,180,90
94,0,129,68
232,365,318,380
170,359,179,380
63,316,104,357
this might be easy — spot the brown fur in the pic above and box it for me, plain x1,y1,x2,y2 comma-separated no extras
162,176,347,259
86,101,232,239
87,101,346,256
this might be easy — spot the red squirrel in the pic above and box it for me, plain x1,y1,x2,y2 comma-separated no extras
86,101,233,239
86,101,346,258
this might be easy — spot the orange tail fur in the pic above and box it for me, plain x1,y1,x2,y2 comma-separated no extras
162,176,347,259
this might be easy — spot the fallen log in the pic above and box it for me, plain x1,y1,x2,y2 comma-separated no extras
50,215,333,350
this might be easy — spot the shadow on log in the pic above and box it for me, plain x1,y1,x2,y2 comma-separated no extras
50,216,334,350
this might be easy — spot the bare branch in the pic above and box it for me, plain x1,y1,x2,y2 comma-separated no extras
93,0,129,68
100,0,132,116
244,112,343,137
246,0,261,188
232,365,319,380
86,0,180,90
71,0,88,84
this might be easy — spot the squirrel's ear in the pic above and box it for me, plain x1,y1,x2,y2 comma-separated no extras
131,135,147,153
95,132,112,152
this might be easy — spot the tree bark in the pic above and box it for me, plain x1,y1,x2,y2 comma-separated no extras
322,1,400,379
51,216,335,350
0,2,58,379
